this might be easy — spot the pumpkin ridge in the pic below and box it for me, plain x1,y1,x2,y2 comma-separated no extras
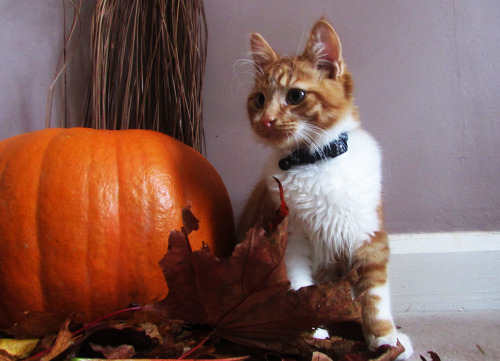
33,130,69,314
84,131,97,316
111,132,122,311
115,130,140,308
87,129,123,315
34,131,53,315
36,129,82,315
0,133,36,315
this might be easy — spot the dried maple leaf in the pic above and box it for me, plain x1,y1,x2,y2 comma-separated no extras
334,341,405,361
368,341,406,361
144,213,291,327
90,343,136,359
305,336,365,360
0,339,39,359
145,179,362,356
2,311,69,339
266,176,289,231
40,319,74,361
182,205,200,235
0,350,14,361
312,351,335,361
420,351,441,361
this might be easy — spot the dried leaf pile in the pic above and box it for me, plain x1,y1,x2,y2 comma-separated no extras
0,180,418,361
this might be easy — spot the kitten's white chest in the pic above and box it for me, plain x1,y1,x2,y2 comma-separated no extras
263,128,383,275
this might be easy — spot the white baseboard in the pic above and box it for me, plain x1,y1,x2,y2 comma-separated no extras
388,232,500,313
389,231,500,254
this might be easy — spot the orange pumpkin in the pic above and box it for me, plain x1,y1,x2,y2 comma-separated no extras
0,128,234,328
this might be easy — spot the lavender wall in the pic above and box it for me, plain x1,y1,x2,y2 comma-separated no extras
0,1,499,234
0,1,92,135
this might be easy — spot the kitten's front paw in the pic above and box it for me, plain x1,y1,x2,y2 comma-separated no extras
312,328,329,339
288,274,314,290
369,332,413,360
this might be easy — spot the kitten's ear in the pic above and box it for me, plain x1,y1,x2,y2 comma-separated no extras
304,20,344,79
250,33,278,69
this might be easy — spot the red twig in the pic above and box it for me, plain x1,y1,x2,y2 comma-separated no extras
27,347,50,361
72,305,141,336
178,335,210,359
27,306,141,360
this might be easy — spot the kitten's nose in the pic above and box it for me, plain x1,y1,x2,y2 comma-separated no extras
260,116,276,129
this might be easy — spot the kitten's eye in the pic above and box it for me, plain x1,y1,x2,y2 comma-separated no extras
286,89,306,105
254,93,266,109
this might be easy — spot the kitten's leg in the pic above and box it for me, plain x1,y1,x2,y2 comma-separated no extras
285,233,329,339
353,232,413,360
284,232,314,289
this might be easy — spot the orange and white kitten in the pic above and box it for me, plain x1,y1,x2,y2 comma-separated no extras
238,20,413,360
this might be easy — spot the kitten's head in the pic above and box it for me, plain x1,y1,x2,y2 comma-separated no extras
247,19,357,152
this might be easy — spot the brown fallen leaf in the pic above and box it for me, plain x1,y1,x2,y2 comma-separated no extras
419,351,441,361
369,341,406,361
2,311,69,339
312,351,334,361
90,343,136,359
137,322,163,343
336,341,405,361
338,353,366,361
145,179,362,356
0,350,15,361
0,339,39,359
304,336,365,359
266,176,289,231
40,319,74,361
182,205,200,235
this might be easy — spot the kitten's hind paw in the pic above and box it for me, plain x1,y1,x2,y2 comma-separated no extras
369,332,413,360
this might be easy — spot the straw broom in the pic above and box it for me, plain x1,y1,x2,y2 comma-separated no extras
84,0,207,152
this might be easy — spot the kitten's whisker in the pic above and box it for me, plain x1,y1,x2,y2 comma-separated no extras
233,60,261,80
295,20,308,57
285,130,295,151
234,59,262,75
233,58,263,94
234,58,255,67
242,55,265,75
234,58,265,84
298,124,330,158
301,124,323,142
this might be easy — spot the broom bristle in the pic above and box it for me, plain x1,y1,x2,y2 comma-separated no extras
83,0,207,152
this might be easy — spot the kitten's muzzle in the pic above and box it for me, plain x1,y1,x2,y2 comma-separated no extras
257,116,285,140
256,123,284,141
259,115,276,129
